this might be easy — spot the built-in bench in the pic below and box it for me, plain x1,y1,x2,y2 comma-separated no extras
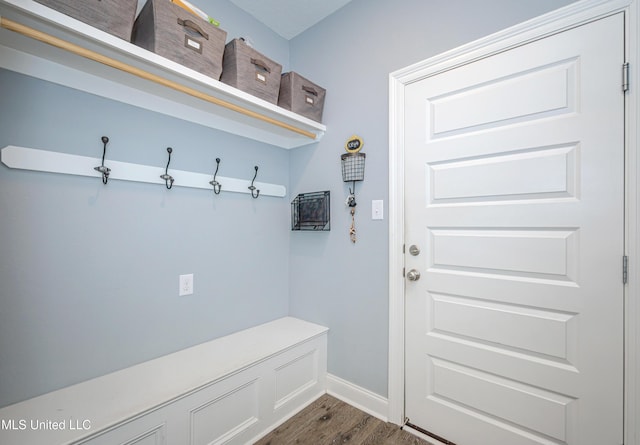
0,317,328,445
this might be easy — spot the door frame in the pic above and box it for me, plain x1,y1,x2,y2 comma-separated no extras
388,0,640,443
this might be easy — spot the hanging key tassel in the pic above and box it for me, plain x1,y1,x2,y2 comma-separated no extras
349,208,357,243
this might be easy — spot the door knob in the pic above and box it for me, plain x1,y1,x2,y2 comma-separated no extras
406,269,421,281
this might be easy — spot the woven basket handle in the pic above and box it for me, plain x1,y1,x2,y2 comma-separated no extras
302,85,318,96
251,58,271,73
177,18,209,40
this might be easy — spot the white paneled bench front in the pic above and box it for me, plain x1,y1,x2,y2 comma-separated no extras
0,317,328,445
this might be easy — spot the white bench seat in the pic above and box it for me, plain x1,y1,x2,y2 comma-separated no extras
0,317,328,445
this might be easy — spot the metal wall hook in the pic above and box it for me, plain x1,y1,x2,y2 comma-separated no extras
160,147,174,189
248,165,260,198
93,136,111,184
209,157,222,194
347,181,357,207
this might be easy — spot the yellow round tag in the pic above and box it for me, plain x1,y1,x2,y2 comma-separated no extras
345,135,363,153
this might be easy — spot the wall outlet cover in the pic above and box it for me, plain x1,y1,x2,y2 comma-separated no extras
179,274,194,296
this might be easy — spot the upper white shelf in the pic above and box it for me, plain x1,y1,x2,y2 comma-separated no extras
0,0,326,149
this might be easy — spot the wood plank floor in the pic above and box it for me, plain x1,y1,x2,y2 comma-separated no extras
254,394,434,445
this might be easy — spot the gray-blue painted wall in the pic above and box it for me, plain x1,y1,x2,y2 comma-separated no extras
0,0,577,408
0,0,291,408
287,0,577,398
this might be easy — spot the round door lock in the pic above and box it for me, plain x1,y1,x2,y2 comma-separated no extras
409,245,420,256
406,269,421,281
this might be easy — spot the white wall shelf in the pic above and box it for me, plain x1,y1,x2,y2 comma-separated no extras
0,0,326,149
1,145,287,197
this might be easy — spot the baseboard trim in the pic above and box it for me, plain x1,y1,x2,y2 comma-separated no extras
326,374,389,422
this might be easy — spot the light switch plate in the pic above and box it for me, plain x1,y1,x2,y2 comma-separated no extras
372,200,384,220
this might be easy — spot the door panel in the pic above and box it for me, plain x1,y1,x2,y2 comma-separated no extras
404,13,624,445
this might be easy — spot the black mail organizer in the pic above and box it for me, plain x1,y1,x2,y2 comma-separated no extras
291,191,330,231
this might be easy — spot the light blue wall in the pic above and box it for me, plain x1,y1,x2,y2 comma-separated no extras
0,0,581,409
287,0,578,398
0,0,291,408
195,0,290,70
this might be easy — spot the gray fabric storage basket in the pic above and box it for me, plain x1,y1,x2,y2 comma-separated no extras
220,39,282,104
34,0,137,41
132,0,227,80
278,72,326,122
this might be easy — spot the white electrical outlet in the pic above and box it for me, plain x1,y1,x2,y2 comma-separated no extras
179,274,193,296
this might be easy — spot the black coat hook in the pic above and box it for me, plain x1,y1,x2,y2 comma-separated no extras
209,157,222,194
94,136,111,184
160,147,174,189
248,165,260,198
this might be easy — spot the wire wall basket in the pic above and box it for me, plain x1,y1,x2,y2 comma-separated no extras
291,191,330,231
341,152,366,182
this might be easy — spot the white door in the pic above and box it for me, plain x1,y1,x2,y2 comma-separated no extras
404,13,625,445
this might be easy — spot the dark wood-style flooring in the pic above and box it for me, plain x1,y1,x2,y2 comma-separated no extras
255,394,434,445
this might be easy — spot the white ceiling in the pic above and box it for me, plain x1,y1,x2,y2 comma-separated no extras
229,0,354,40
